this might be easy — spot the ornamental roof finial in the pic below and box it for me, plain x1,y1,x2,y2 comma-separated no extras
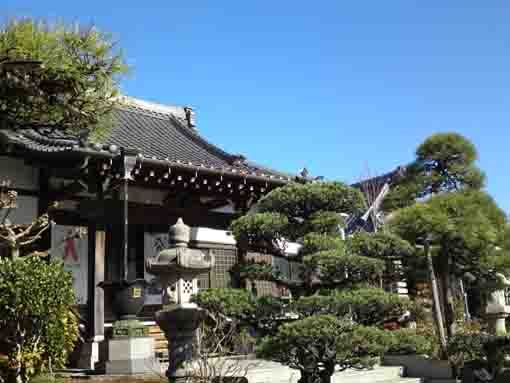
169,217,190,248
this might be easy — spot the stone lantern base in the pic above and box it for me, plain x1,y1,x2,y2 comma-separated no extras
486,312,510,335
156,304,206,381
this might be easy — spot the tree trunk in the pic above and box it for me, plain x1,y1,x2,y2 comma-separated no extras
426,244,447,358
10,246,19,259
299,370,318,383
320,363,335,383
438,254,457,338
235,249,248,290
11,341,23,383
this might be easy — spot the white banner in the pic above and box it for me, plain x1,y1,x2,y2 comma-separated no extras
51,225,88,304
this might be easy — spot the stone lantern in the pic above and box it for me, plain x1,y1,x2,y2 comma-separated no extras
485,273,510,335
146,218,215,382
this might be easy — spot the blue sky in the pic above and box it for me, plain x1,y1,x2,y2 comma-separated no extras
3,1,510,213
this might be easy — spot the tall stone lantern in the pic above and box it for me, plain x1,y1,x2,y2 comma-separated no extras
485,273,510,335
146,218,215,382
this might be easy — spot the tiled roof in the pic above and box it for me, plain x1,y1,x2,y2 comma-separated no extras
108,105,242,169
350,167,406,192
0,97,293,182
0,127,84,153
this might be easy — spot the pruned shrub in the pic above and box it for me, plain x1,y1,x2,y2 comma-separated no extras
0,256,78,383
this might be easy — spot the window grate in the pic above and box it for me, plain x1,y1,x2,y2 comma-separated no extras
210,248,237,288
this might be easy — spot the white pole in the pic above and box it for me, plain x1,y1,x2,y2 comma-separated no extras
459,279,471,321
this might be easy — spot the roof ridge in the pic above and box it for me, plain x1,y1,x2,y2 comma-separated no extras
116,103,173,122
116,95,187,117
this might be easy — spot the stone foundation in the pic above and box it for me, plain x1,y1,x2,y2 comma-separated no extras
105,337,159,375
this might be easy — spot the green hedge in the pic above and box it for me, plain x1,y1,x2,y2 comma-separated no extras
0,256,78,383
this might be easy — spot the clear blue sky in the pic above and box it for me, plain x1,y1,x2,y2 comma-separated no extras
3,1,510,213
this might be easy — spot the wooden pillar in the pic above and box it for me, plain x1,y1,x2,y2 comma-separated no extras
38,167,51,250
87,224,105,340
135,225,145,279
79,224,106,370
121,149,138,281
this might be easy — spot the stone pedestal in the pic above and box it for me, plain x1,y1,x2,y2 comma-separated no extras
485,275,510,335
105,320,157,375
487,312,510,335
485,287,510,335
106,336,158,374
156,305,206,382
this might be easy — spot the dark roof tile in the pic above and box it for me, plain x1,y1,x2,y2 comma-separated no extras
0,99,293,181
106,106,234,168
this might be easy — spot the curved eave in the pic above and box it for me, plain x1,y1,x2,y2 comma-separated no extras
0,134,291,187
136,155,291,186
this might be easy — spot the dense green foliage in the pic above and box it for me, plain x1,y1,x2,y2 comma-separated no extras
232,182,384,293
192,288,288,334
257,315,390,383
257,315,428,383
301,233,344,255
0,19,128,137
257,182,366,233
386,328,432,355
415,132,485,192
390,190,506,272
447,332,510,378
231,181,423,383
231,259,279,281
294,288,423,326
480,251,510,280
231,212,289,254
390,190,508,336
383,132,485,211
0,256,78,383
302,250,385,288
346,232,415,282
232,182,366,247
447,332,487,378
387,132,510,364
347,232,414,260
192,288,255,319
